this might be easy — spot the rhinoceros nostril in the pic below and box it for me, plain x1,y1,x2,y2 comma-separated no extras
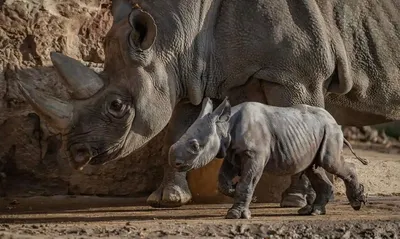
175,162,183,168
72,145,92,163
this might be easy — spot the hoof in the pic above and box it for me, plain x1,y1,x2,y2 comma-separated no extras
217,184,236,198
281,193,307,208
225,208,251,219
348,184,367,211
298,205,326,215
147,183,192,208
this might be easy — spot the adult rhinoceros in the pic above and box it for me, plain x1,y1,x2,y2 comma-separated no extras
17,0,400,208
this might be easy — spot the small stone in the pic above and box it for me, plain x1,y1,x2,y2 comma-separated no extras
341,230,351,239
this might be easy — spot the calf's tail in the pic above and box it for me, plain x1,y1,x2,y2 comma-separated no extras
343,138,369,165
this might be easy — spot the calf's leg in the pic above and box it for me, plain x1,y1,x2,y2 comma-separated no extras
323,155,366,210
226,151,265,219
317,131,366,211
298,166,333,215
218,156,240,198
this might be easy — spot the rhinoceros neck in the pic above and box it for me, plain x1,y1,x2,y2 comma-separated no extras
147,0,223,105
178,0,222,105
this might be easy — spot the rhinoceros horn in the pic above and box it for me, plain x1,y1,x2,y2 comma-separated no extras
17,80,73,130
50,52,104,99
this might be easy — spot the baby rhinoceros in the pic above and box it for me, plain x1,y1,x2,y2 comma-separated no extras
169,97,368,219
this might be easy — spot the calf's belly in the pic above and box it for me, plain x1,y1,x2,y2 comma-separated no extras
264,158,314,176
187,158,293,204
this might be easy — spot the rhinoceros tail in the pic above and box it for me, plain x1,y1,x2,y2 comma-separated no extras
343,138,369,165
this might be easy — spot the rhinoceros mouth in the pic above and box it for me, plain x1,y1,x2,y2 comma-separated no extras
88,145,122,166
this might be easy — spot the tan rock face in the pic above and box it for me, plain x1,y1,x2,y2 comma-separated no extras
0,0,164,197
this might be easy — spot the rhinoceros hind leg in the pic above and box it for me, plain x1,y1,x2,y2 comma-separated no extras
280,173,314,208
324,156,367,211
297,167,333,215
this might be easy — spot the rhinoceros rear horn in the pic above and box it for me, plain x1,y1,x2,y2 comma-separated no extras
17,80,73,131
50,52,104,99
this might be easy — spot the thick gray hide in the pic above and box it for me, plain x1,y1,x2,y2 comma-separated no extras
17,0,399,207
169,99,367,218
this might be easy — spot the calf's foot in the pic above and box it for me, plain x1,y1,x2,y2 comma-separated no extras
147,169,191,208
225,207,251,219
347,183,367,210
298,204,326,215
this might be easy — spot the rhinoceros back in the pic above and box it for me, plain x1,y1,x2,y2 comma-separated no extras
321,0,400,120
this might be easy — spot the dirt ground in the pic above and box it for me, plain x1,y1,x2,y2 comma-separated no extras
0,143,399,238
0,195,399,238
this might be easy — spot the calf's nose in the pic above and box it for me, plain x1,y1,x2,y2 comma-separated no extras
174,160,184,168
168,145,190,171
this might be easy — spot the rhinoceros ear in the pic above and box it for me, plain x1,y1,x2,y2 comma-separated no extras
112,0,132,23
128,8,157,50
198,97,214,119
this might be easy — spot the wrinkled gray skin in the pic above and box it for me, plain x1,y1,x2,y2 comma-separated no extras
17,0,399,208
169,98,368,218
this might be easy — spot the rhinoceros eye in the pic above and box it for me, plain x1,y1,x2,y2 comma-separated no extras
110,100,123,111
108,99,128,118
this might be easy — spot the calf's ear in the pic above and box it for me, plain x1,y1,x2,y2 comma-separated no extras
198,97,214,119
213,97,231,123
128,8,157,50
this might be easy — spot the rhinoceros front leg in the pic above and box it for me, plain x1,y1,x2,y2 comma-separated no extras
225,150,265,219
218,155,240,198
147,100,202,208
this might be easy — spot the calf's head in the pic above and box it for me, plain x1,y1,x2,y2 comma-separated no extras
17,1,176,170
169,98,232,172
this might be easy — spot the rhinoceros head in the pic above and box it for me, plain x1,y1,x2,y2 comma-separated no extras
168,98,231,172
17,0,176,170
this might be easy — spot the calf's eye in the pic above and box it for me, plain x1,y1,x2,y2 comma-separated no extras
188,139,200,153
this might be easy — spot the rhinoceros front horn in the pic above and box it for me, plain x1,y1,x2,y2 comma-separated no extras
50,52,104,99
17,80,73,130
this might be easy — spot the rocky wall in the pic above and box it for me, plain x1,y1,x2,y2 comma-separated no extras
0,0,399,200
0,0,164,197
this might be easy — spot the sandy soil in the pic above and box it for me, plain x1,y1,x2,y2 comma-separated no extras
0,195,399,238
0,145,399,238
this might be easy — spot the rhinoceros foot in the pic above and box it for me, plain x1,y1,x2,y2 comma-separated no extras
225,207,251,219
147,182,192,208
298,204,326,215
280,193,308,208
